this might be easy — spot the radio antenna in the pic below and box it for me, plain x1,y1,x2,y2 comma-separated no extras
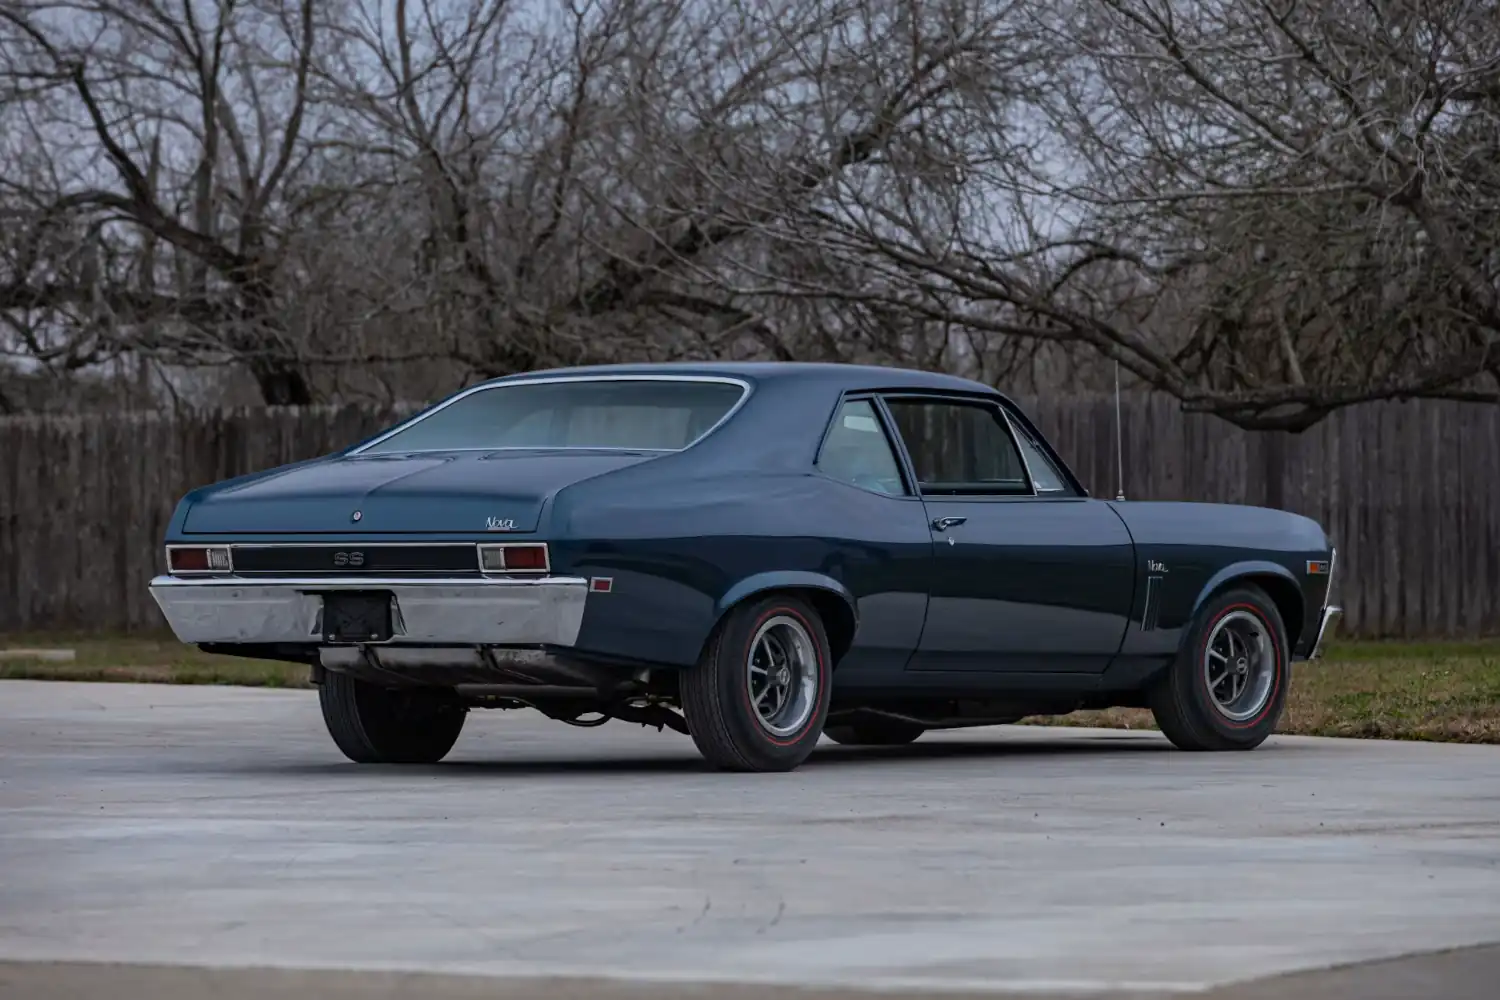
1114,359,1125,501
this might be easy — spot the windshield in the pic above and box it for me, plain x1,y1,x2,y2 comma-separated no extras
358,378,747,454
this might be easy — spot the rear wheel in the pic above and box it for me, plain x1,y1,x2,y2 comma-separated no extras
318,671,467,764
823,717,926,746
680,593,833,772
1148,585,1289,751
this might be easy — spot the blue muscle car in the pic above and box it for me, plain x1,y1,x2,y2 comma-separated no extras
149,362,1341,772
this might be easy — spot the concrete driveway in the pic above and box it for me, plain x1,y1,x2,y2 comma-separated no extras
2,680,1498,998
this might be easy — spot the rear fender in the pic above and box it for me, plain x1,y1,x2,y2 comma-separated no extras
716,571,857,619
713,571,859,665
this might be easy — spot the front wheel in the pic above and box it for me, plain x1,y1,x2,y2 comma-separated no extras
680,593,833,772
1148,585,1289,751
318,671,467,764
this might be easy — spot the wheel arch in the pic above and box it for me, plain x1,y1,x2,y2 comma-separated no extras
1192,561,1305,649
711,572,858,667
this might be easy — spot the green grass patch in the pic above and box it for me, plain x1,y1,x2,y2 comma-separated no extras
3,633,1498,743
0,631,309,688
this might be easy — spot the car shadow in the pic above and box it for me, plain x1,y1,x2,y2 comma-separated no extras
813,732,1173,764
212,729,1175,779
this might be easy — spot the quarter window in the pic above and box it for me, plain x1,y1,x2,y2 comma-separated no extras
816,399,908,496
1009,418,1072,494
884,398,1033,496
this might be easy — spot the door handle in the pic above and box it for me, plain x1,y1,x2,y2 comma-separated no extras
931,516,967,532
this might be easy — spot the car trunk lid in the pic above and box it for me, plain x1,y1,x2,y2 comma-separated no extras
181,449,659,534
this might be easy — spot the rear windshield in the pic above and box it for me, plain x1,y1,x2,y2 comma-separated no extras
358,378,747,454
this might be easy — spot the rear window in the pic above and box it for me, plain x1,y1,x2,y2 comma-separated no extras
358,378,746,454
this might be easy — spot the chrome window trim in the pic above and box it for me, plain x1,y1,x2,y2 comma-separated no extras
1002,409,1072,495
350,446,683,455
348,374,754,456
996,406,1041,498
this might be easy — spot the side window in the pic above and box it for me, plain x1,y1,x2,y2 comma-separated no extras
1008,418,1073,494
884,397,1033,496
815,399,908,496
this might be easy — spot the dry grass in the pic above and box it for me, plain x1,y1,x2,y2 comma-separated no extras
2,633,1498,744
1023,639,1500,744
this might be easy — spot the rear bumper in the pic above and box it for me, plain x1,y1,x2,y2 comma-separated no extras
147,574,588,646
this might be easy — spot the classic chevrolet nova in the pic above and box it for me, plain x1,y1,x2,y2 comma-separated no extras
150,362,1341,772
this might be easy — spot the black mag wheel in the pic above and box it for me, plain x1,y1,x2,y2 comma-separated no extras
1148,585,1289,751
823,717,926,746
318,670,467,764
1201,609,1279,723
679,593,833,772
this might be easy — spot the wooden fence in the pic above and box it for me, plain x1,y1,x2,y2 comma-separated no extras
2,395,1497,638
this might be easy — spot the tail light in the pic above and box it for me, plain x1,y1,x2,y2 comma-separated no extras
167,545,233,574
477,542,550,574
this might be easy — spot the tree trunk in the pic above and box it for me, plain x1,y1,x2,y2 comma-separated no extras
1260,430,1287,510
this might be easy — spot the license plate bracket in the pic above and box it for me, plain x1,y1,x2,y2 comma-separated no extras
321,591,394,643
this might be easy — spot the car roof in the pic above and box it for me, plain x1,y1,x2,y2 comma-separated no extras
478,360,1000,395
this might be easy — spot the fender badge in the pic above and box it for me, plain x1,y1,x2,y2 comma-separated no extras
351,510,362,522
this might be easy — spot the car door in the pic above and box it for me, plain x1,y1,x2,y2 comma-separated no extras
879,392,1136,673
808,395,934,680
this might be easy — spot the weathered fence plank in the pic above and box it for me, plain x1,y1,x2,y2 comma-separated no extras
1,396,1497,637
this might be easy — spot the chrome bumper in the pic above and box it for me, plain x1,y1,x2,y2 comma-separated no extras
1307,604,1342,659
148,575,588,646
1305,544,1340,659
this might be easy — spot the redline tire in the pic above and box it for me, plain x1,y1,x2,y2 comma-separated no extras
318,671,467,764
1149,585,1290,751
680,593,833,772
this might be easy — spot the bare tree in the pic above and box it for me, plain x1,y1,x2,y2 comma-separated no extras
748,0,1500,428
304,0,1054,382
1,0,1063,405
3,0,1496,427
0,0,326,402
1065,0,1500,427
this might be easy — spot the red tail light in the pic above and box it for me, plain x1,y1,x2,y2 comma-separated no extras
502,544,548,571
167,545,232,574
477,543,550,574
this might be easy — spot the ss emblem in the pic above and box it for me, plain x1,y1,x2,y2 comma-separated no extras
333,551,364,567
